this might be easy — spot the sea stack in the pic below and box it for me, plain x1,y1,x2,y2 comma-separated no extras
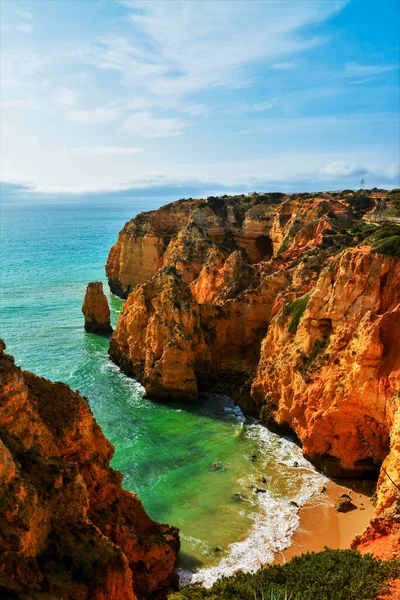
82,281,113,334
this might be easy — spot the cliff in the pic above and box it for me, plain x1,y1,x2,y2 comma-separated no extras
106,189,400,552
109,266,212,402
107,192,356,404
0,340,179,600
251,245,400,477
82,281,113,334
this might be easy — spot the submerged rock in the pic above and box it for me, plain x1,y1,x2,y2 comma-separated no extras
82,281,112,334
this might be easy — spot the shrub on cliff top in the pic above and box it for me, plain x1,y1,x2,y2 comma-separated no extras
284,295,310,334
370,224,400,258
169,549,399,600
372,235,400,258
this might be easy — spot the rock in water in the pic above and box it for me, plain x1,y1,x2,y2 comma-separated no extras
82,281,112,334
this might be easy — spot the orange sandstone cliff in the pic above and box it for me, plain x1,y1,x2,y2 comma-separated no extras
107,193,355,406
251,245,400,476
0,340,179,600
82,281,113,334
106,189,400,552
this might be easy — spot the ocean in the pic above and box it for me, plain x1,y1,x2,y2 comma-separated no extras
0,200,327,585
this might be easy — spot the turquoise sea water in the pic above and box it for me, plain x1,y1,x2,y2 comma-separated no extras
0,201,326,584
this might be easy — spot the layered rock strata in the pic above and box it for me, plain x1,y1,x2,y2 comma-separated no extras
82,281,113,334
0,340,179,600
251,246,400,477
108,193,354,406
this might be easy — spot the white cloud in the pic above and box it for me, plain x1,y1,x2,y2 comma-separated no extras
121,111,191,138
66,106,123,124
53,87,78,108
234,112,398,136
240,99,278,114
271,61,299,70
63,146,143,155
0,97,39,110
345,62,399,77
76,1,346,101
3,154,398,195
15,8,33,20
179,104,210,116
321,161,367,177
16,23,33,34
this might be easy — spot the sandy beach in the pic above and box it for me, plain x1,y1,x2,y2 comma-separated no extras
274,479,375,564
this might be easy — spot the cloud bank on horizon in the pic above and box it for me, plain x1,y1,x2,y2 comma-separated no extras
0,0,399,200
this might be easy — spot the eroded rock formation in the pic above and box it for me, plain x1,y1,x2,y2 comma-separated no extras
107,190,399,551
352,402,400,597
82,281,113,334
109,266,212,402
0,340,179,600
108,193,355,403
251,246,400,477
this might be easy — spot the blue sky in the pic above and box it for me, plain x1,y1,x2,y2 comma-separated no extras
1,0,399,201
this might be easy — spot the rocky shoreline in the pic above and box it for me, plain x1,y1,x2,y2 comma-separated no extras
0,340,180,600
105,189,400,559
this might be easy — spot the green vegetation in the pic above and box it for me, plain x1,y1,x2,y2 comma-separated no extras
346,192,374,217
278,236,291,254
370,224,400,258
277,222,301,254
372,236,400,258
169,549,398,600
255,588,291,600
349,220,378,236
298,338,327,376
284,295,310,333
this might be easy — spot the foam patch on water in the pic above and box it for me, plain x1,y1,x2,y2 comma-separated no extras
177,412,328,588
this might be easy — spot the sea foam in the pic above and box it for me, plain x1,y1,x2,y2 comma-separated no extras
177,407,328,588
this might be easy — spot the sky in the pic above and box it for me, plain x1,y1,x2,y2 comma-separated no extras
0,0,399,202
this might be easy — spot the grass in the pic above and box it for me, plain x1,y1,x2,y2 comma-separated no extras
169,548,399,600
254,589,291,600
283,295,310,334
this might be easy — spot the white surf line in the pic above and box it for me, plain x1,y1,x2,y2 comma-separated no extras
177,414,328,588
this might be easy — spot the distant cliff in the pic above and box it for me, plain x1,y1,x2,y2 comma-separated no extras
0,340,179,600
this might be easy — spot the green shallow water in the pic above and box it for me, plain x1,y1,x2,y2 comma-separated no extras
0,201,326,584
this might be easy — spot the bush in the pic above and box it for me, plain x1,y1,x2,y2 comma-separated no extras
372,235,400,258
371,224,400,241
349,221,378,236
169,549,399,600
370,224,400,258
347,193,374,217
284,295,310,334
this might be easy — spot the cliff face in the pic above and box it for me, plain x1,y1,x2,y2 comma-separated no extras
109,266,212,402
0,340,179,600
107,192,399,453
251,246,400,477
352,402,400,582
107,190,400,550
82,281,113,334
108,193,354,403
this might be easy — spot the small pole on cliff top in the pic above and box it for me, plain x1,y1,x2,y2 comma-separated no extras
360,177,365,189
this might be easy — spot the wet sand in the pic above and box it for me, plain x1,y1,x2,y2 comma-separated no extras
274,479,375,564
